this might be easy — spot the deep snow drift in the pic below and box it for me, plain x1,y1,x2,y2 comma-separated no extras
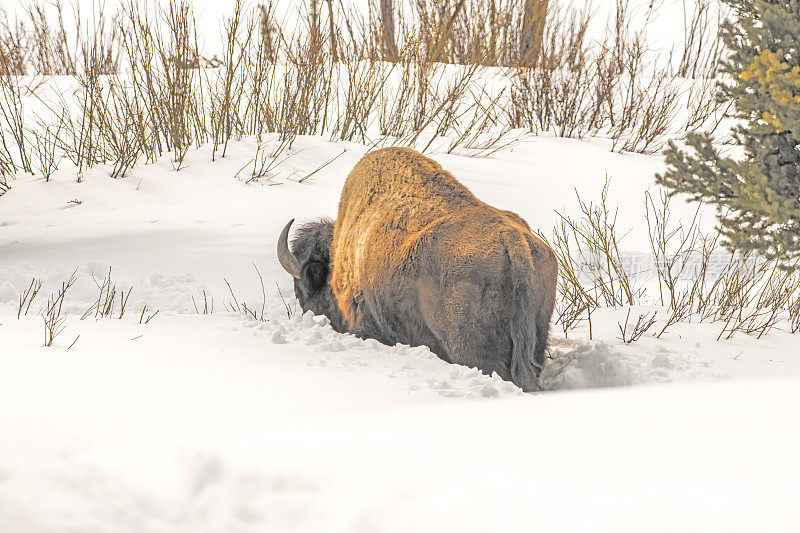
1,134,799,531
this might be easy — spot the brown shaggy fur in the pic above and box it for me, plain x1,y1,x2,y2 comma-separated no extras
330,147,557,391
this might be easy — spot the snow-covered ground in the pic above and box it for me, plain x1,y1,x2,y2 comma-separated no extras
2,134,799,531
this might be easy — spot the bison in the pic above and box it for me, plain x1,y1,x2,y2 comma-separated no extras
277,147,557,391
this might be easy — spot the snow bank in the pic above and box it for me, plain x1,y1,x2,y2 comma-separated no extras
1,371,797,532
1,130,798,532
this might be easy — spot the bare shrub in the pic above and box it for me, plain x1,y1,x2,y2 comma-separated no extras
410,62,481,152
0,171,10,195
507,4,601,138
555,182,639,307
540,182,646,342
684,76,730,136
0,8,29,75
676,0,725,80
553,278,590,338
789,291,800,334
643,189,800,340
609,64,681,154
159,0,200,168
17,277,43,318
545,180,800,343
24,0,79,75
81,266,133,320
446,85,515,156
603,2,681,154
0,0,730,187
410,0,521,66
538,221,599,340
243,3,279,138
376,9,495,149
504,0,683,153
645,191,704,307
0,72,32,174
31,120,64,181
42,271,77,347
710,258,800,340
234,138,295,184
333,49,389,143
211,0,254,159
542,182,642,342
2,0,88,76
273,17,334,146
118,0,203,168
618,308,657,344
676,2,729,136
378,43,431,138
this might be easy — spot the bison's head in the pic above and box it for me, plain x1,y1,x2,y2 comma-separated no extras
277,218,345,332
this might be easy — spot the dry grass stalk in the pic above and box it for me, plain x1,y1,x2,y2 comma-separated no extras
139,305,159,324
223,265,269,322
192,290,214,314
276,282,297,319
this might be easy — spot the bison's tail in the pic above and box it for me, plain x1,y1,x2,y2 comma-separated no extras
507,239,546,393
509,277,540,392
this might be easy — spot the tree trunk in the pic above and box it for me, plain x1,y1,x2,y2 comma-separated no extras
380,0,398,62
309,0,324,52
520,0,549,67
428,0,466,63
488,1,497,65
326,0,337,61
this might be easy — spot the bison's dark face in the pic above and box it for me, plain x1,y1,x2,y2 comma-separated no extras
277,219,346,332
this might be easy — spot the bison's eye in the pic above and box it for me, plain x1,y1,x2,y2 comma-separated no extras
302,260,328,292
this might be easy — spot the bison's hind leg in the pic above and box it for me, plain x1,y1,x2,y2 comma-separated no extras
419,279,515,384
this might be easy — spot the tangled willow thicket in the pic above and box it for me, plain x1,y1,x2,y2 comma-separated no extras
542,186,800,343
0,0,726,184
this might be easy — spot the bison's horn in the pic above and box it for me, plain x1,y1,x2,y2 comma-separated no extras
277,219,301,279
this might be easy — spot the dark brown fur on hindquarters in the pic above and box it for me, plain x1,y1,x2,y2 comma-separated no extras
278,147,558,392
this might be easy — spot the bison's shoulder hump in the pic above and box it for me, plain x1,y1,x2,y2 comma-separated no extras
344,147,477,205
